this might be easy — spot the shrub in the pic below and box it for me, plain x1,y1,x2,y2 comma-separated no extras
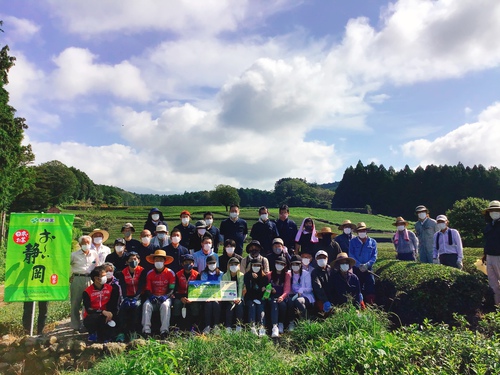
374,260,488,325
446,197,489,247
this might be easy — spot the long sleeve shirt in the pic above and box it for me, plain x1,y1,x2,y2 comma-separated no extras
311,266,331,303
393,230,419,254
433,228,463,262
349,237,378,268
415,218,438,254
484,219,500,256
267,271,291,300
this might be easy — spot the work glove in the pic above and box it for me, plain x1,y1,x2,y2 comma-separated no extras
149,295,158,304
323,301,332,312
158,295,168,303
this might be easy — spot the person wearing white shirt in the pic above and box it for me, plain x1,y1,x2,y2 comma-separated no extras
70,235,99,331
90,228,111,264
432,215,463,269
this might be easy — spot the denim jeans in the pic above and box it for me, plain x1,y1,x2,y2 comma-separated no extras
246,299,265,325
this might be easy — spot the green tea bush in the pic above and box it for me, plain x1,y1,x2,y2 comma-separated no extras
478,310,500,338
374,260,488,325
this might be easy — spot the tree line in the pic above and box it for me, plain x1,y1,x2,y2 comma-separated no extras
332,161,500,218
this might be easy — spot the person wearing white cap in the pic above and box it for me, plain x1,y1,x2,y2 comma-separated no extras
482,200,500,305
432,215,463,269
311,250,332,313
414,205,438,264
151,225,170,251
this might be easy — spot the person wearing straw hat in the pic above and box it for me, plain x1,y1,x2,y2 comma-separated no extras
316,227,342,261
392,217,419,261
336,220,357,253
432,215,463,270
142,250,175,338
482,200,500,305
328,252,362,307
349,222,377,304
89,228,111,265
414,205,438,264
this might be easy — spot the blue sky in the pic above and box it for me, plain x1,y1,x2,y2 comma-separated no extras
2,0,500,194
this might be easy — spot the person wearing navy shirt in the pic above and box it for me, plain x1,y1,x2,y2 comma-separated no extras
220,204,248,256
122,222,142,253
144,208,169,236
174,210,196,248
105,238,129,272
165,228,189,273
335,220,356,253
204,212,221,253
136,229,155,273
250,206,279,255
274,205,298,254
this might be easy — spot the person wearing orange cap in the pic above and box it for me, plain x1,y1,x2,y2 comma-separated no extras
142,250,176,338
174,210,195,248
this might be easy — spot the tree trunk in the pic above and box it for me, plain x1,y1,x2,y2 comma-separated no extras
0,210,6,248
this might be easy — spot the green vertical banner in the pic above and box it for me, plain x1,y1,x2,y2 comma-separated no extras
4,213,75,302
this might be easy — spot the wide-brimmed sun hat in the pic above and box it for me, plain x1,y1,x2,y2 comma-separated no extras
338,220,357,231
316,227,337,238
89,228,110,242
392,217,408,226
146,250,174,265
331,252,356,268
483,200,500,214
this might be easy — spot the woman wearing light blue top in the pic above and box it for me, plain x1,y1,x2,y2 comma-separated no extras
198,254,224,333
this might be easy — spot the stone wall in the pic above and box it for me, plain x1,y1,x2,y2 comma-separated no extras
0,334,147,374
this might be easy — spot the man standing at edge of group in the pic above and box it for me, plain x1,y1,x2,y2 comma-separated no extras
174,210,195,248
432,215,463,270
220,204,248,256
414,205,438,264
250,206,279,255
274,205,298,254
483,200,500,306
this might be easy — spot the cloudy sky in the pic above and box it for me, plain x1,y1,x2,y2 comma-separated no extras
2,0,500,194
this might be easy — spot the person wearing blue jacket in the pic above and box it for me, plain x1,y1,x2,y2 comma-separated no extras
348,222,377,304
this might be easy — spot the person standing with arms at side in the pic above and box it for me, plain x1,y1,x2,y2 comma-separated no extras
121,222,142,253
349,222,377,304
204,212,221,253
274,205,298,254
335,220,356,254
392,217,419,261
90,229,111,265
433,215,463,270
220,204,248,256
70,235,99,332
137,229,155,273
414,205,438,264
482,200,500,306
250,206,279,255
164,228,189,273
144,208,169,237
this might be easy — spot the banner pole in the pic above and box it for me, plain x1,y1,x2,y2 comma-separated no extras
30,301,36,336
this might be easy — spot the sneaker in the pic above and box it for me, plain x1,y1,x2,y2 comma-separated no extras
160,331,169,339
250,326,258,335
271,325,279,338
226,327,233,333
142,331,152,339
288,322,295,332
203,326,211,334
115,333,125,342
235,325,242,333
88,333,98,342
258,326,266,337
278,323,284,334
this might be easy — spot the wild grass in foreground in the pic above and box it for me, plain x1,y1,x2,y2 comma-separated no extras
60,306,500,375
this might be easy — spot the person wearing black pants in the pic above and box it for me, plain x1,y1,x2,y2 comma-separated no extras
23,301,48,335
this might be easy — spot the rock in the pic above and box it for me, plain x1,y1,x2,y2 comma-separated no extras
0,335,16,348
2,348,26,363
49,335,58,345
71,339,87,353
57,354,73,369
48,343,59,352
104,342,126,355
0,363,9,372
42,357,57,371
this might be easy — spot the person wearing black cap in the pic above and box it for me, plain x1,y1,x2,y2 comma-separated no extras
105,238,129,272
188,220,208,253
240,240,270,274
287,255,314,331
266,237,291,272
218,239,243,273
266,256,290,338
144,208,169,237
244,258,268,336
122,222,142,253
222,257,244,332
172,254,200,331
116,252,147,339
198,254,224,334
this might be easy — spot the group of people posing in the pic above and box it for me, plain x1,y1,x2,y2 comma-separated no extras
66,201,500,343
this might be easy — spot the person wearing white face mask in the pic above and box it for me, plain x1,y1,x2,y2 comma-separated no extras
121,222,141,253
82,265,120,343
432,215,463,270
250,206,280,255
222,257,245,332
198,255,225,334
220,204,248,256
137,230,155,273
349,222,378,305
311,250,332,313
151,225,170,251
243,258,268,336
328,253,363,308
142,250,175,338
90,229,111,265
482,200,500,305
414,205,438,264
70,235,99,331
144,208,169,239
204,211,221,253
335,220,357,253
392,217,419,261
193,234,219,272
188,220,209,253
219,239,243,273
266,238,291,272
286,255,314,331
174,210,196,248
164,228,189,273
266,256,291,337
105,238,128,271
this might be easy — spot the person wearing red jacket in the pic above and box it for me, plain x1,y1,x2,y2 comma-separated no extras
142,250,175,338
82,265,120,342
117,252,146,340
172,254,200,331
